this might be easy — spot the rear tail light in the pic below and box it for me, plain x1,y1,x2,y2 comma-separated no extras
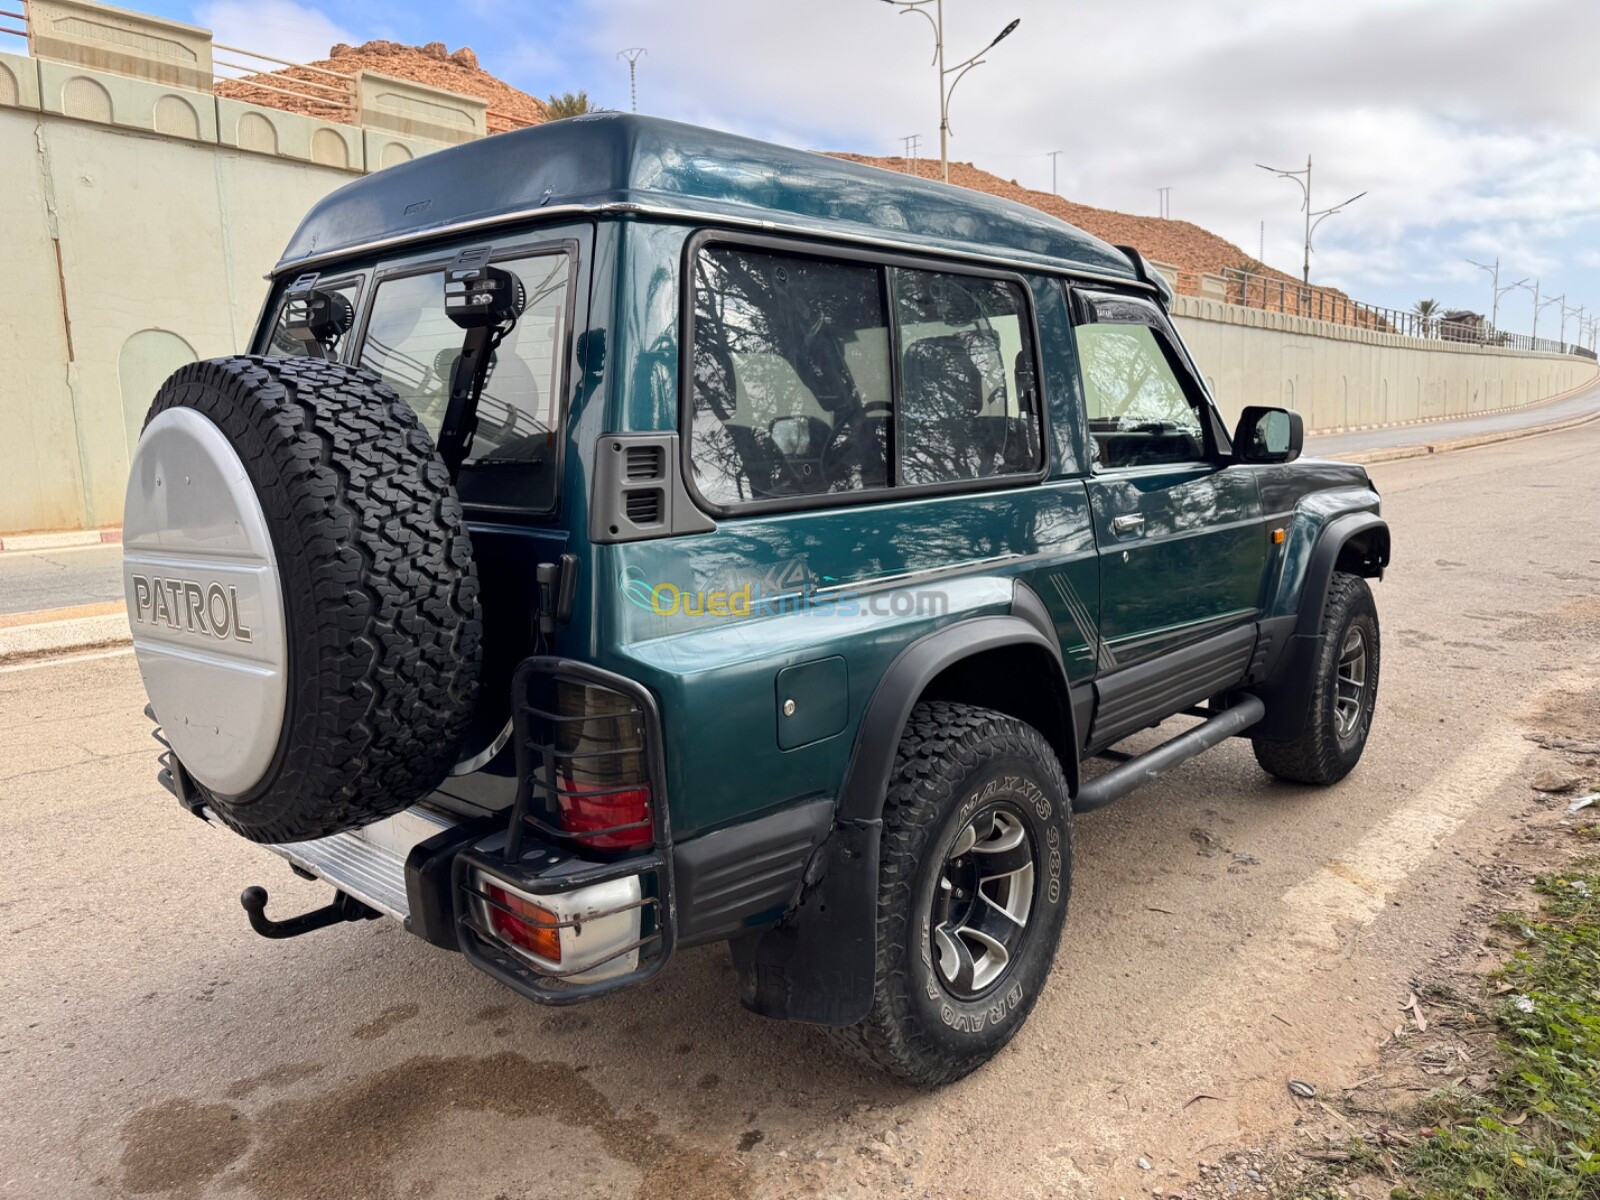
485,884,561,962
548,681,653,851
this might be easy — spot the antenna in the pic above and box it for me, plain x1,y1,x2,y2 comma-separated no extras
617,47,647,113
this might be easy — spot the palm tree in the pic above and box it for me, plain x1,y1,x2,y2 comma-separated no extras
1413,298,1442,337
545,91,601,120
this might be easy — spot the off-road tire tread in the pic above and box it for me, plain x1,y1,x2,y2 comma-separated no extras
826,701,1072,1085
145,355,481,842
1252,571,1377,785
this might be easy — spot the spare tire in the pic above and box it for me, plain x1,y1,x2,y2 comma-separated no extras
123,356,482,843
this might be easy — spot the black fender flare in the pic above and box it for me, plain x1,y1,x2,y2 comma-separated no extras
730,592,1078,1026
1251,511,1390,741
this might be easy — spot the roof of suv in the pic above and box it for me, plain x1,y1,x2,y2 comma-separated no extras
275,113,1139,283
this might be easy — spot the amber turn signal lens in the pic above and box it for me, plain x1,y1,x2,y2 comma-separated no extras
1272,528,1287,545
486,883,561,962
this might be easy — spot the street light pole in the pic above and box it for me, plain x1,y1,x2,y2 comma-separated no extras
880,0,1019,183
1256,155,1366,284
1467,258,1528,332
617,47,646,113
1536,292,1565,349
1048,149,1062,195
1516,278,1541,341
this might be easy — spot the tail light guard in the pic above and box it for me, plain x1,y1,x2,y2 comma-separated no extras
452,658,676,1004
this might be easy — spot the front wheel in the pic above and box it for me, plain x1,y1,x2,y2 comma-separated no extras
1253,571,1380,785
827,702,1073,1085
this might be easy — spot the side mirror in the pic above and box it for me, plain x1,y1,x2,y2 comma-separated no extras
1233,405,1303,464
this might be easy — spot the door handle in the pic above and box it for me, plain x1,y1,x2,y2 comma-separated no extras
1111,514,1145,538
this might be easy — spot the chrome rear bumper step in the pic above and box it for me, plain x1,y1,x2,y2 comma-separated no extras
263,807,457,921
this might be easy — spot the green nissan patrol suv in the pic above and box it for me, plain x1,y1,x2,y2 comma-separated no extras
123,113,1388,1084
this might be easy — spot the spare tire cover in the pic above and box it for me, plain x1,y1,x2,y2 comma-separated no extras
124,356,482,844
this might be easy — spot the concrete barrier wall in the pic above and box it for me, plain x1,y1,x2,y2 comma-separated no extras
0,42,480,535
1172,294,1598,434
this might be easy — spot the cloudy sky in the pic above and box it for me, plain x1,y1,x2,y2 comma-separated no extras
138,0,1599,337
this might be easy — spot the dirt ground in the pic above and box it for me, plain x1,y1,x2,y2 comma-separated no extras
4,420,1600,1200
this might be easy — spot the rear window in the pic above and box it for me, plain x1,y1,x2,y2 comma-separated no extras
359,252,571,510
688,243,1042,510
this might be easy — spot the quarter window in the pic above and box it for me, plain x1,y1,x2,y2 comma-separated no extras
688,243,1042,509
689,246,893,507
1075,321,1207,469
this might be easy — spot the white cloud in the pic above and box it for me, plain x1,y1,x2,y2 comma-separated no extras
569,0,1600,320
197,0,355,67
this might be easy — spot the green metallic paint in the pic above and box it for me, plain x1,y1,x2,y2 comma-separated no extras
252,157,1382,848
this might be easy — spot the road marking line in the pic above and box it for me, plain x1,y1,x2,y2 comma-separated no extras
0,647,135,674
0,601,125,628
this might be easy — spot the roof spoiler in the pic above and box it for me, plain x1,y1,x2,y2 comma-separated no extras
1115,245,1175,308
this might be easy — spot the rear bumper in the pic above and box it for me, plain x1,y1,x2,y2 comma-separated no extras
250,803,670,1002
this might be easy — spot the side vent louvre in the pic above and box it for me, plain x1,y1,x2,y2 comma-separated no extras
624,489,663,526
591,434,715,543
624,445,665,482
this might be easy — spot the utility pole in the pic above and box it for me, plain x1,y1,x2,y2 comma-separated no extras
1047,150,1062,195
1257,155,1366,284
617,47,646,113
1259,220,1265,263
1468,258,1528,331
901,133,922,174
880,0,1020,183
1156,186,1171,219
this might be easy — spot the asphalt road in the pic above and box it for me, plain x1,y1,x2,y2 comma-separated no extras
4,421,1600,1199
0,545,124,616
1306,375,1600,456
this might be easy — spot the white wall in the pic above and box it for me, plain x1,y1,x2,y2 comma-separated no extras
1173,295,1598,433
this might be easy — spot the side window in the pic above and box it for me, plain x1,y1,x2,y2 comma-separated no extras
689,246,892,507
266,279,360,361
892,270,1041,485
1075,318,1208,470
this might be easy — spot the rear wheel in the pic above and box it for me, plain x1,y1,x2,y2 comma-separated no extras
827,702,1072,1084
1252,572,1379,785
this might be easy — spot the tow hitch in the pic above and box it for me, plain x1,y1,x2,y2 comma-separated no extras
240,885,381,940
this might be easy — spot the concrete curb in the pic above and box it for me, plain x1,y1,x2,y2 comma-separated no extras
0,527,122,554
1326,404,1600,466
0,610,131,666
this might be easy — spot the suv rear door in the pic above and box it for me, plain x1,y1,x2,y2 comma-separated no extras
1071,290,1265,737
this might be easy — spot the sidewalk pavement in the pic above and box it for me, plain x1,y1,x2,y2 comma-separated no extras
3,374,1596,663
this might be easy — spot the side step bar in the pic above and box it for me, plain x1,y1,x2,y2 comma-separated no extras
1074,695,1266,813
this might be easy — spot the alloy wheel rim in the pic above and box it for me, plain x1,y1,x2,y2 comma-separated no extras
930,804,1035,999
1334,624,1368,743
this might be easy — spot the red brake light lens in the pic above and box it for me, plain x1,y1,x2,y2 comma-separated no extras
551,682,653,851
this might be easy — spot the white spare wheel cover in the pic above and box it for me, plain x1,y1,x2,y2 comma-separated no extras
123,407,287,796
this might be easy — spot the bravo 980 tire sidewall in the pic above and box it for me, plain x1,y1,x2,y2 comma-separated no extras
829,702,1073,1085
904,761,1069,1057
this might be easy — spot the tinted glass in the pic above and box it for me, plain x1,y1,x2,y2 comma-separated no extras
893,270,1040,485
689,246,892,507
359,253,570,507
1076,322,1206,469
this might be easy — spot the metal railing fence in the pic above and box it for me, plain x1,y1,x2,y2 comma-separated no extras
1218,266,1593,357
